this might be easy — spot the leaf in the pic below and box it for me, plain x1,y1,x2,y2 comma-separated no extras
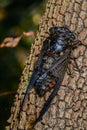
0,36,22,48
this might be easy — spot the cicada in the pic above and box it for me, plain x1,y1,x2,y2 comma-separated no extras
21,26,81,126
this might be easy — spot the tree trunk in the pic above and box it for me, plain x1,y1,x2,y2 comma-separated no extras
6,0,87,130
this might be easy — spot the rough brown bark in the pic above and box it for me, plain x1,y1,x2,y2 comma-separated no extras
6,0,87,130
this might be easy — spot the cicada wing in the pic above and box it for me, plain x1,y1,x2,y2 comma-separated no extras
21,39,50,110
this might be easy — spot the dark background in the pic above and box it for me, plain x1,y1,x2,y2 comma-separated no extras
0,0,46,129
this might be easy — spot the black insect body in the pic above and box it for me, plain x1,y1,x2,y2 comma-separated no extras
21,26,80,126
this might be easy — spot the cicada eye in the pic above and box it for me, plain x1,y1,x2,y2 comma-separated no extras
69,33,76,40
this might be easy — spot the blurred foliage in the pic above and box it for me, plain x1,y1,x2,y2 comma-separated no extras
0,0,46,129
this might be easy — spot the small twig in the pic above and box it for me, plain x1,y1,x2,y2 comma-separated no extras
23,31,36,38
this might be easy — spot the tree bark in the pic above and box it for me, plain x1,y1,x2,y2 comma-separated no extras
6,0,87,130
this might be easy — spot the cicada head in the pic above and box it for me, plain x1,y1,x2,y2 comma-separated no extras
49,26,78,53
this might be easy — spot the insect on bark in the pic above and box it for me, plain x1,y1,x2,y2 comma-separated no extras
20,26,82,127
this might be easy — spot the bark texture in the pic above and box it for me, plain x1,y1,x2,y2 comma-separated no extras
6,0,87,130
